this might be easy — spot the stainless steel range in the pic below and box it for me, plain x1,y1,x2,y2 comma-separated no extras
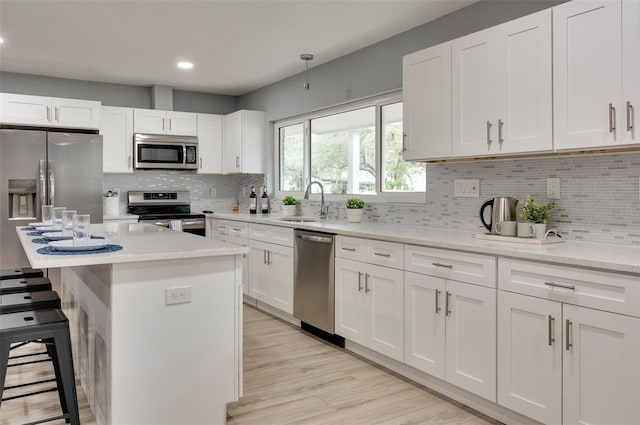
127,190,205,236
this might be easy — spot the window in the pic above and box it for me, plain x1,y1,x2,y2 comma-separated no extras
276,92,425,202
311,107,376,195
279,123,304,192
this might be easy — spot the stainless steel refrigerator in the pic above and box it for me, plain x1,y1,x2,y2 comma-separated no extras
1,129,103,268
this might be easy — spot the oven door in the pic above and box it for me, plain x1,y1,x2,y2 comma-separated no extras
142,218,205,237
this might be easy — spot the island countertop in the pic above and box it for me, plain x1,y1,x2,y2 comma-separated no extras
17,222,248,269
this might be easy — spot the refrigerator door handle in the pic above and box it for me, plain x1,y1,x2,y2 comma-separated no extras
48,161,55,206
39,159,47,213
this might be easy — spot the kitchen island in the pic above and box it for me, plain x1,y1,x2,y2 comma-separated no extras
16,223,248,425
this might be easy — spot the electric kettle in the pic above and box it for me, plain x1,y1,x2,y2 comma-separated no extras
480,197,519,234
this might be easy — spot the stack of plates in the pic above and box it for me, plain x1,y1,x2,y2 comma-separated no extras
48,240,111,252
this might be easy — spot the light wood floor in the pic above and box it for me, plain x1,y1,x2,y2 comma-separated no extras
1,306,502,425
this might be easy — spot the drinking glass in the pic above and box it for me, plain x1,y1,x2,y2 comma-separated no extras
62,210,77,236
52,207,66,229
41,204,53,224
73,214,91,245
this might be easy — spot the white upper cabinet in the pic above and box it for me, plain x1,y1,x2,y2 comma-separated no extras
197,113,223,174
553,0,633,150
133,108,197,136
622,0,640,145
402,42,452,160
452,10,552,157
223,110,265,174
0,93,101,129
101,106,134,173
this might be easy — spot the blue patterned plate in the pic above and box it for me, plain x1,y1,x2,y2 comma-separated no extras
35,226,62,232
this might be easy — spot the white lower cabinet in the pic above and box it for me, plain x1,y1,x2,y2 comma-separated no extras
335,257,404,362
498,258,640,425
498,291,562,424
404,272,496,402
249,238,294,314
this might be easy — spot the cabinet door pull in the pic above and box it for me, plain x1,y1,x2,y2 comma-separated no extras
54,107,59,122
236,156,240,168
565,319,572,351
358,272,363,292
544,281,575,291
365,273,370,293
169,118,172,132
263,249,267,265
432,262,453,269
627,101,635,132
128,155,132,168
609,103,616,134
373,252,391,257
162,117,166,131
267,250,272,265
498,119,504,144
199,158,203,169
435,289,441,313
486,121,493,144
445,291,451,316
341,247,356,252
548,315,555,346
402,133,408,152
46,106,51,122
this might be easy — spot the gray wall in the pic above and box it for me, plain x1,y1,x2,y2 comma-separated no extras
237,0,566,188
0,71,238,114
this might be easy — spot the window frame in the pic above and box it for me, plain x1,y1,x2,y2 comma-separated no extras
274,91,426,204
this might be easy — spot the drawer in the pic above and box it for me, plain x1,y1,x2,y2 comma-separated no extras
404,245,496,288
227,221,249,238
249,223,294,247
499,258,640,317
335,236,366,262
366,239,403,270
216,219,228,236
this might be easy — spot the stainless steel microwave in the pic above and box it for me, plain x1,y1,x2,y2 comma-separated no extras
134,133,198,170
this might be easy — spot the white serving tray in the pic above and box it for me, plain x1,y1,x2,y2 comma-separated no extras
474,232,564,245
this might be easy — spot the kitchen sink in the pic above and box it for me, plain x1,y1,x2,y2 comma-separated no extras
271,217,317,223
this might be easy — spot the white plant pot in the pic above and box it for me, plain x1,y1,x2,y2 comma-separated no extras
282,205,297,217
346,209,363,223
105,197,120,216
534,223,547,239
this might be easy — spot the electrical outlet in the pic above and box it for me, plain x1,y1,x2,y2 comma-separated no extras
165,286,192,305
454,179,480,198
547,178,560,200
113,187,120,197
210,186,218,197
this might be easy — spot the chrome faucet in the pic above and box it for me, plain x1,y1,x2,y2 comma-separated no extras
304,181,329,219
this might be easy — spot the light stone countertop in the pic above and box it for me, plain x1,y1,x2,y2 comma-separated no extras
207,213,640,275
17,222,248,269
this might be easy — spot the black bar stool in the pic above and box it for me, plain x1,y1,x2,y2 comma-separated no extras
0,277,53,295
0,268,44,280
0,309,80,425
1,291,62,315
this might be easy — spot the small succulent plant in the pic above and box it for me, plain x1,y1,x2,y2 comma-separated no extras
345,198,365,209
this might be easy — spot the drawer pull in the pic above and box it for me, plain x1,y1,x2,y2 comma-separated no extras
565,319,573,351
358,272,363,292
231,227,242,231
544,281,575,290
432,262,453,269
374,252,391,257
435,289,441,313
548,315,555,346
341,247,357,252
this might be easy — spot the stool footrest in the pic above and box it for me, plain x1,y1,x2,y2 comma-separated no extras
8,357,52,368
4,377,57,391
2,385,57,401
9,350,49,359
23,413,68,425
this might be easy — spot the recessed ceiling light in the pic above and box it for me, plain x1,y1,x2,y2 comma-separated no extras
177,61,193,70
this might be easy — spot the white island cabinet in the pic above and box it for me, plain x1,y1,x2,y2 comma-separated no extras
16,223,246,425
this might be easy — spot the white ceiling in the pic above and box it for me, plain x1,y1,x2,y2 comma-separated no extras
0,0,475,96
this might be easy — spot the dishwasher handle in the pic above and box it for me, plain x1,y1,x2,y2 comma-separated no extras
298,234,333,244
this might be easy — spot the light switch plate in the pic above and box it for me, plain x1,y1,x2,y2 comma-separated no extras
547,178,560,199
454,179,480,198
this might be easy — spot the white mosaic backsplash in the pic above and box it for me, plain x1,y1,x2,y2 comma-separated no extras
105,152,640,246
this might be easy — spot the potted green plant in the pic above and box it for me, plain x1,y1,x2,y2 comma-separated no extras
519,195,557,239
281,195,299,217
345,197,365,223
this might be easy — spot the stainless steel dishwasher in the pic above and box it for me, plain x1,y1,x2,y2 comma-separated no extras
294,229,340,343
